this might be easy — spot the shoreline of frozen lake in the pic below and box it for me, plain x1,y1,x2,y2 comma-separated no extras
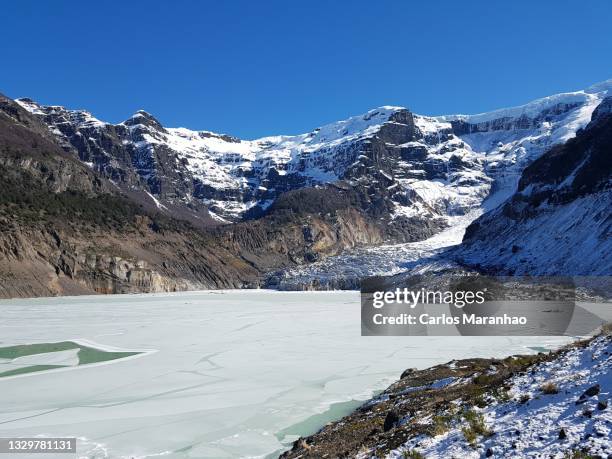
0,290,576,458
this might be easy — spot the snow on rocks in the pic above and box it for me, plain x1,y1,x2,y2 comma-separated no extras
388,333,612,459
271,82,612,287
14,80,611,229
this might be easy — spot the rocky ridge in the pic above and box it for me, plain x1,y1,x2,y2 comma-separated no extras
20,82,610,228
265,82,611,289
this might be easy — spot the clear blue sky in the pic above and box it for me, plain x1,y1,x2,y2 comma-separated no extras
3,0,611,139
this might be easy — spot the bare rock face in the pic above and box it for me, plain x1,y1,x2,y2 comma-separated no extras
0,224,177,297
0,214,266,298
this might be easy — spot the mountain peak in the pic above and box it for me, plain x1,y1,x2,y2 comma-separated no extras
16,97,37,104
134,109,153,117
124,109,164,130
15,97,45,115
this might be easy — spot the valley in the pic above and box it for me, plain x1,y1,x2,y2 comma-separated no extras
0,80,610,297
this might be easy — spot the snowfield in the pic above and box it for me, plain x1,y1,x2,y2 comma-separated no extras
0,291,573,459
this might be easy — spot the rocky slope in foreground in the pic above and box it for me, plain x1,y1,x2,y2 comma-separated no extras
281,329,611,459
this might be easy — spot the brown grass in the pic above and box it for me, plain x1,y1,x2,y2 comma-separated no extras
541,381,559,394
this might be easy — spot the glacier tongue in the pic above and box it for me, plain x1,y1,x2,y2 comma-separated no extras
267,211,482,290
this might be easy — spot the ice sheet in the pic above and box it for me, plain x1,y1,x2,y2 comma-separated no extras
0,291,573,458
0,348,80,373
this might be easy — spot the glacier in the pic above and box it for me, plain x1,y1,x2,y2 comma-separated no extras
268,81,612,286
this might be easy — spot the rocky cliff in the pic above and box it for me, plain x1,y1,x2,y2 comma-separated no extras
0,95,257,297
457,96,612,276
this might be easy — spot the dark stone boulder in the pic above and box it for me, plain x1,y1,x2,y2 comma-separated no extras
400,368,417,379
383,410,400,432
597,399,608,411
583,384,601,397
558,428,567,440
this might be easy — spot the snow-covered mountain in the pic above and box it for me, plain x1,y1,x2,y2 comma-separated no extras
16,80,611,230
457,95,612,276
265,81,612,288
3,80,609,296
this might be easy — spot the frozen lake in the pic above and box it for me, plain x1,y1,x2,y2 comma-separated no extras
0,291,574,458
